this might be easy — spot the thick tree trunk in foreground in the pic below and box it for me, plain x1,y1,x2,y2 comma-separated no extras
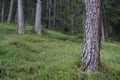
18,0,25,34
34,0,42,34
7,0,14,23
82,0,101,72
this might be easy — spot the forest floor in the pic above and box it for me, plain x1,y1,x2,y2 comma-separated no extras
0,23,120,80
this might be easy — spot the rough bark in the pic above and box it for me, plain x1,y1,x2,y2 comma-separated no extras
82,0,101,72
7,0,14,23
34,0,42,34
18,0,25,34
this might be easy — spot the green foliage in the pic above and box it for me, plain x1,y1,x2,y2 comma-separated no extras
0,23,120,80
101,0,120,32
42,0,84,34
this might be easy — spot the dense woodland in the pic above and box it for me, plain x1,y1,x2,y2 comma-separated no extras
0,0,119,38
0,0,120,80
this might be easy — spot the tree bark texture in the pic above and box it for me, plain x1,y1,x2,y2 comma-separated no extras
18,0,25,34
82,0,101,72
34,0,42,34
7,0,14,23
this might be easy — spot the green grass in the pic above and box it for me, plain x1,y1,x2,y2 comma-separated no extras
0,23,120,80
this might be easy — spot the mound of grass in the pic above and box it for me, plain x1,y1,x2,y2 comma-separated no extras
0,23,120,80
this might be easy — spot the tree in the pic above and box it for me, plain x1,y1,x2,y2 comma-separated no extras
53,0,57,28
1,2,5,23
47,0,52,29
34,0,42,34
82,0,101,72
18,0,25,34
7,0,14,23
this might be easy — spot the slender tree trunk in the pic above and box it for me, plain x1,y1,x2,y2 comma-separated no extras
1,2,5,23
0,3,1,20
46,0,49,28
34,0,42,34
7,0,14,23
53,0,57,29
71,6,74,34
109,25,113,36
30,8,35,24
103,13,108,39
14,10,18,23
105,22,108,39
59,0,62,5
82,0,101,72
71,18,74,34
27,7,31,24
18,0,25,34
48,0,52,29
101,20,105,41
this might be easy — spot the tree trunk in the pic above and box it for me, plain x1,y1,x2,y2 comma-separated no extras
1,2,5,23
34,0,42,34
14,10,18,23
30,8,35,24
27,7,31,24
101,20,105,41
46,0,49,28
71,6,74,34
82,0,101,72
18,0,25,34
7,0,14,23
0,3,1,21
48,0,51,29
53,0,57,29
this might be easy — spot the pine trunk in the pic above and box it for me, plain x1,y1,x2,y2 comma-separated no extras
53,0,57,29
14,10,18,23
101,20,105,41
1,2,5,23
18,0,25,34
82,0,101,72
7,0,14,23
34,0,42,34
48,0,52,29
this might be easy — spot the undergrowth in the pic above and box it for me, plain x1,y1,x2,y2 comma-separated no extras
0,23,120,80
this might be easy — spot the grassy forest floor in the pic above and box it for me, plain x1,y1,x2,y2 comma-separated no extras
0,23,120,80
